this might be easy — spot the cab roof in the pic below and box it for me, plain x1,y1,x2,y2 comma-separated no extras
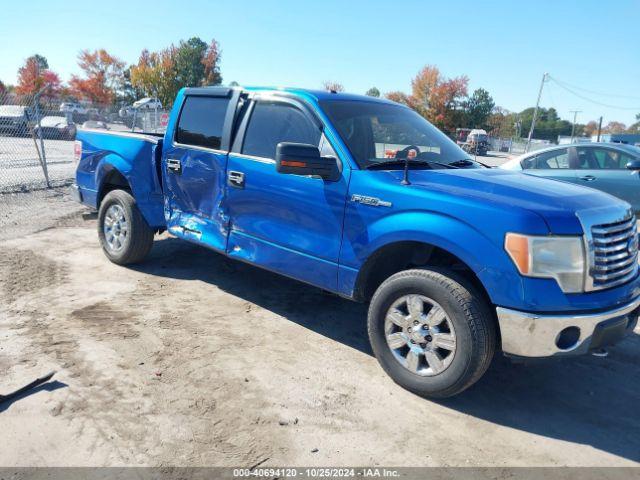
182,85,398,105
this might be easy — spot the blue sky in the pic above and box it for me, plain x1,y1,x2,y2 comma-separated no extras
1,0,639,124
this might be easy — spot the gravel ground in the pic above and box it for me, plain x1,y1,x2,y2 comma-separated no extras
1,168,639,468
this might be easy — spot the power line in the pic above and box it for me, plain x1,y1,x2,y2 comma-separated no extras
549,76,640,101
548,76,640,110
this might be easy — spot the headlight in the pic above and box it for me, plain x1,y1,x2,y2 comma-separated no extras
505,233,585,293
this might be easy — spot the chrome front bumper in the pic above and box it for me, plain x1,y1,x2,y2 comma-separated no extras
496,297,640,357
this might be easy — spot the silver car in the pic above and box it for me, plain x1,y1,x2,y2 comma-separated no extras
501,143,640,216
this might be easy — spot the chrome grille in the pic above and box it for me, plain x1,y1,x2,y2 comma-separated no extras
590,216,638,290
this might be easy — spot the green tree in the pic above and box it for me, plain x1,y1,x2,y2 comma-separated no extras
30,54,49,71
174,37,208,87
464,88,494,128
519,107,573,142
365,87,380,97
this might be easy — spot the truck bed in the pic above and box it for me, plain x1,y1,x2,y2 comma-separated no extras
75,128,166,228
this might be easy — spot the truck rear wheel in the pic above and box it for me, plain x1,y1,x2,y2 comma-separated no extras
368,268,496,398
98,189,154,265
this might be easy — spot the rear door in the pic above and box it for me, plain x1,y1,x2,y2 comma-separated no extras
225,95,350,291
162,88,239,252
574,146,640,213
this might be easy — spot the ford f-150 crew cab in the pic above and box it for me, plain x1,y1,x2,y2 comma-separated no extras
72,86,640,397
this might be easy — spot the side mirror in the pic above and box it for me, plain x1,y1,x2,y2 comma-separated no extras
626,160,640,171
276,142,338,180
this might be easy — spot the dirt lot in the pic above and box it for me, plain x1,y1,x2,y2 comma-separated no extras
1,192,639,467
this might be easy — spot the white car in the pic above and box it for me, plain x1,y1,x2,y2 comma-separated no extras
132,97,162,110
59,102,88,114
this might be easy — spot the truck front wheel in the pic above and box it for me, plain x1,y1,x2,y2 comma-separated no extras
98,189,154,265
368,268,496,398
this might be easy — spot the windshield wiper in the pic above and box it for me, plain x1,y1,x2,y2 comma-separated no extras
365,159,459,170
451,158,492,168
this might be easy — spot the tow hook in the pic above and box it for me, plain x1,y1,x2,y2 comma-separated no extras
591,348,609,357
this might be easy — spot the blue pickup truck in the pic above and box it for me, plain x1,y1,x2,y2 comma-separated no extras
72,86,640,397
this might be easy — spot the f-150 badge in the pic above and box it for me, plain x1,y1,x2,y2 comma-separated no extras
351,194,392,207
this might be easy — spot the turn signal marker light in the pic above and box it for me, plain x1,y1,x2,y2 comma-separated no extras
505,233,530,274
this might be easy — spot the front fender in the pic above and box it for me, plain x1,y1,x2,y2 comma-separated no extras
339,211,524,306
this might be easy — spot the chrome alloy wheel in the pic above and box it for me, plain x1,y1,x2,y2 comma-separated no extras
103,204,128,252
384,295,457,376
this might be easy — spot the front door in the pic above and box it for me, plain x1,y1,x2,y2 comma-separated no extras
573,146,640,214
225,96,350,291
162,89,238,252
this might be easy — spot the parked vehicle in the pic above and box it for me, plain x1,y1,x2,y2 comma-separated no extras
60,102,88,115
35,116,76,140
132,97,162,110
82,120,109,130
72,87,640,398
501,143,640,217
461,129,489,156
0,105,30,136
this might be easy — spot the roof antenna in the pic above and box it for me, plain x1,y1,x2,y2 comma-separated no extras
401,148,417,185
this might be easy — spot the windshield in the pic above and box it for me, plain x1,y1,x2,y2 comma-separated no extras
0,105,26,117
319,100,476,169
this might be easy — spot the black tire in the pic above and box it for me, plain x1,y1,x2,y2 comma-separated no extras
368,268,496,398
98,189,154,265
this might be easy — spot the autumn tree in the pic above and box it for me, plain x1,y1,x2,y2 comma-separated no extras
486,107,518,138
322,81,344,92
583,120,599,137
384,65,468,132
131,37,222,108
201,39,222,85
365,87,380,97
602,121,627,134
69,49,125,105
15,55,62,100
385,91,417,109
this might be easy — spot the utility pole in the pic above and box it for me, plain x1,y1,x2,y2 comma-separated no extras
526,72,548,152
569,110,581,143
596,116,603,142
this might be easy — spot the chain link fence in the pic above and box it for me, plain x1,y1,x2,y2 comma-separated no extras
0,91,168,198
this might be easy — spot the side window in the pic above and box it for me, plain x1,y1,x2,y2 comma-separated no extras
242,101,321,159
175,96,230,150
591,148,633,169
575,147,600,169
533,149,569,169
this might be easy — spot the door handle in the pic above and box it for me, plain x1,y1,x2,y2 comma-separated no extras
228,170,245,188
167,158,182,174
579,175,596,182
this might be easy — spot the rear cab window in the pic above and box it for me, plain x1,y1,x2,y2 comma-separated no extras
175,95,230,150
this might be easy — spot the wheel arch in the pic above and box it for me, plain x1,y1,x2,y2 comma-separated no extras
353,240,492,309
97,165,131,209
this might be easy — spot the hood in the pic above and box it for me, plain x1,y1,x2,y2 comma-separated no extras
386,167,630,234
